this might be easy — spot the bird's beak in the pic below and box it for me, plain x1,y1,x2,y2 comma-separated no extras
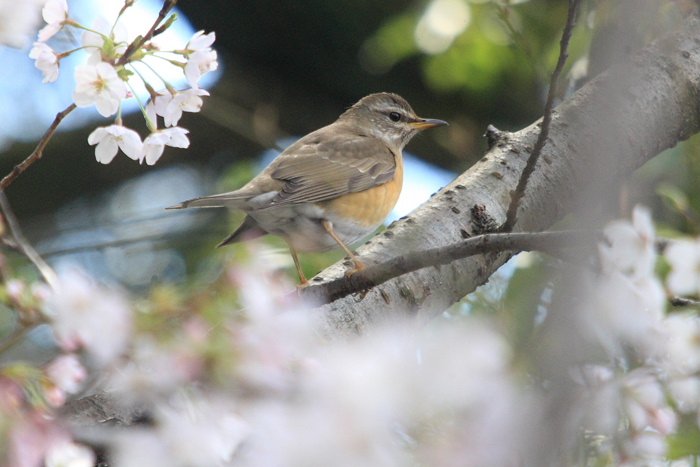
408,118,449,130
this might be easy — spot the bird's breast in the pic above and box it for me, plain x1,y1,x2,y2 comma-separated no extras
319,153,404,228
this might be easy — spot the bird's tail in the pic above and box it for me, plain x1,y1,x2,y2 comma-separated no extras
166,192,249,210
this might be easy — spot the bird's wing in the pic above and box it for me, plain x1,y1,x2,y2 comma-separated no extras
264,133,397,207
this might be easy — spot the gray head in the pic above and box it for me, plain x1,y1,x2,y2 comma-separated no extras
340,92,448,150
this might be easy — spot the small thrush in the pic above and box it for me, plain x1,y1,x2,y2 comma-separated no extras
168,92,447,284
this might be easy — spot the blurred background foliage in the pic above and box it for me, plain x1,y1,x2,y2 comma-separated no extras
0,0,697,293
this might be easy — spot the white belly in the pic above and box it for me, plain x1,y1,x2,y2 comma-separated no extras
248,203,379,253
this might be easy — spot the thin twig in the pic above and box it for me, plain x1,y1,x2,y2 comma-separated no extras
670,296,700,307
301,230,601,304
502,0,583,232
0,103,77,191
0,192,58,288
116,0,178,67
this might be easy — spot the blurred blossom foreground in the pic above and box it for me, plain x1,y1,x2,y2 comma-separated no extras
2,206,700,466
2,1,700,466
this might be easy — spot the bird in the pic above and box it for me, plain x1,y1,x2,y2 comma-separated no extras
168,92,448,285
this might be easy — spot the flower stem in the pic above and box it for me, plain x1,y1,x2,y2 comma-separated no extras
116,0,179,67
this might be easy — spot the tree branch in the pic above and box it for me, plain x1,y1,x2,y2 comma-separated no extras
0,103,77,191
301,230,600,304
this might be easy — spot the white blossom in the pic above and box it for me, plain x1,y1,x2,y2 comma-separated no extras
45,442,95,467
589,206,664,355
88,124,143,163
38,0,68,42
665,238,700,296
623,371,676,434
153,88,209,127
29,42,59,83
599,205,656,280
112,394,248,467
107,338,200,405
73,62,127,117
186,30,216,52
8,415,71,467
622,432,667,465
0,0,44,48
668,376,700,412
81,16,128,65
662,313,700,376
42,268,132,366
142,127,189,165
181,31,217,87
587,270,664,355
156,394,248,466
46,354,87,395
184,49,218,87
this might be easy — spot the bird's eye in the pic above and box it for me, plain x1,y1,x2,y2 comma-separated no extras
389,112,402,122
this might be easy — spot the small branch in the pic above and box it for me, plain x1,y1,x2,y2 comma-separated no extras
502,0,583,232
0,192,58,288
301,230,600,304
670,296,700,307
116,0,178,67
0,103,77,191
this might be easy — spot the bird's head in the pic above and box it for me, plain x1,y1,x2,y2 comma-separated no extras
340,92,448,150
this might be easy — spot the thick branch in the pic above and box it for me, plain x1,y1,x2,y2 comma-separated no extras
302,231,600,304
306,15,700,335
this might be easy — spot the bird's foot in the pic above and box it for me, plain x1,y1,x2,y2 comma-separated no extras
344,260,366,279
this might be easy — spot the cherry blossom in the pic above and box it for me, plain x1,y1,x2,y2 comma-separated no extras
665,238,700,296
45,442,95,467
663,313,700,375
8,413,71,467
623,370,677,434
45,354,87,397
0,0,44,48
152,88,210,127
142,127,190,165
88,124,143,163
184,49,218,87
29,42,59,83
599,205,656,280
73,62,127,117
42,268,133,366
182,30,218,87
186,30,216,52
81,16,128,65
26,2,217,165
106,338,202,405
38,0,68,42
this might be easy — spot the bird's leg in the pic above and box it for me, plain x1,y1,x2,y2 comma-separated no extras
286,241,309,287
321,220,366,275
